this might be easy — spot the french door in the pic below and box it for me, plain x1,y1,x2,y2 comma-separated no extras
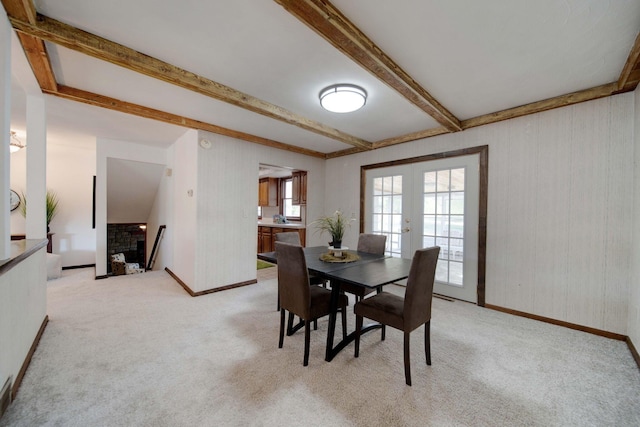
364,154,480,303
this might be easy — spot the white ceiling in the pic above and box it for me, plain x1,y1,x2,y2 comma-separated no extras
7,0,640,153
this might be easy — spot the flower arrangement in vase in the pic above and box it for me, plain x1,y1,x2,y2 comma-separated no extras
312,210,354,248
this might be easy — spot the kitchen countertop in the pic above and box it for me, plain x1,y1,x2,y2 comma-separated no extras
258,221,305,229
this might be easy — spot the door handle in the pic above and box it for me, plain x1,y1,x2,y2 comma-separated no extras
402,227,411,233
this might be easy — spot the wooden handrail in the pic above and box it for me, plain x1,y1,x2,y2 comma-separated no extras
147,225,166,271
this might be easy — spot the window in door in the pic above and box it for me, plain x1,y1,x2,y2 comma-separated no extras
371,175,402,257
423,168,465,286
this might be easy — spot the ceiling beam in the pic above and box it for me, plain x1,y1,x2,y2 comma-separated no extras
275,0,462,132
9,13,373,150
2,0,57,91
373,127,450,150
1,0,36,23
618,30,640,91
461,83,620,130
46,85,328,159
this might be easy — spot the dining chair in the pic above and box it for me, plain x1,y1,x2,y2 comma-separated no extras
274,232,327,313
354,246,440,385
276,241,348,366
339,233,387,302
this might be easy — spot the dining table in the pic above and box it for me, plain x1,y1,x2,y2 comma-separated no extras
258,245,413,362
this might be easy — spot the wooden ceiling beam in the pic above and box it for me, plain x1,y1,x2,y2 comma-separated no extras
1,0,36,23
373,127,450,150
275,0,461,132
618,30,640,91
461,83,619,130
2,0,57,91
46,85,328,159
9,13,372,150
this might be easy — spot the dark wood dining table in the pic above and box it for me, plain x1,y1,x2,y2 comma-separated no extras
258,245,413,362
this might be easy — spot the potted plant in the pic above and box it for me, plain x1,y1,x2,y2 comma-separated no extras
19,189,60,232
312,210,354,248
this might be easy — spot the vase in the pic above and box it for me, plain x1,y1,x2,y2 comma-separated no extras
332,239,342,249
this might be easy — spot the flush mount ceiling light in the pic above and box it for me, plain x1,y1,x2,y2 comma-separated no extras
9,131,25,153
319,84,367,113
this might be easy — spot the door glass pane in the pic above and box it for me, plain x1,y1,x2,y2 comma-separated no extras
450,168,465,191
439,193,450,214
450,192,464,214
373,178,383,195
435,216,449,237
424,172,436,193
424,194,436,214
437,170,450,191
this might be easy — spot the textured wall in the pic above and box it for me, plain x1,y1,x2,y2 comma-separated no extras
192,131,325,293
11,141,97,268
0,248,46,392
629,87,640,346
326,94,634,334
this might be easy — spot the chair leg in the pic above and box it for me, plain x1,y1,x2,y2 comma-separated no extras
341,307,347,340
276,288,280,311
287,312,294,335
354,315,363,357
303,320,310,366
278,309,285,348
404,331,412,386
314,319,318,330
381,325,386,341
425,320,431,365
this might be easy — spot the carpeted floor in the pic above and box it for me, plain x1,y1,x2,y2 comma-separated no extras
1,267,639,426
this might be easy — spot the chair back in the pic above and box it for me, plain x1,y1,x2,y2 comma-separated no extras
404,246,440,330
275,242,310,318
275,232,302,246
357,233,387,255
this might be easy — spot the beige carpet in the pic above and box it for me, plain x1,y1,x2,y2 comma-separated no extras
1,267,639,426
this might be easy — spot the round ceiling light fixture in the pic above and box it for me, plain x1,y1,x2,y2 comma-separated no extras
319,84,367,113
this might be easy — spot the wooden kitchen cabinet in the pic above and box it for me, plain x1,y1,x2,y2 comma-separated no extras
291,170,307,205
257,226,306,253
258,178,278,207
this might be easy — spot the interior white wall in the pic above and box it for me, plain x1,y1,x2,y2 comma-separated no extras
146,162,173,272
24,95,47,241
192,131,325,293
0,9,10,260
0,248,46,392
95,138,168,277
169,130,198,286
11,141,97,267
326,93,634,335
630,86,640,348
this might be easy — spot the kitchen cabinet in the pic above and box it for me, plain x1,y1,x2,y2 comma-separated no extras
291,170,307,205
258,178,278,207
257,226,306,253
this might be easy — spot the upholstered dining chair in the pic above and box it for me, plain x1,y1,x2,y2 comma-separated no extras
339,233,387,302
354,246,440,385
274,232,327,312
276,241,348,366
